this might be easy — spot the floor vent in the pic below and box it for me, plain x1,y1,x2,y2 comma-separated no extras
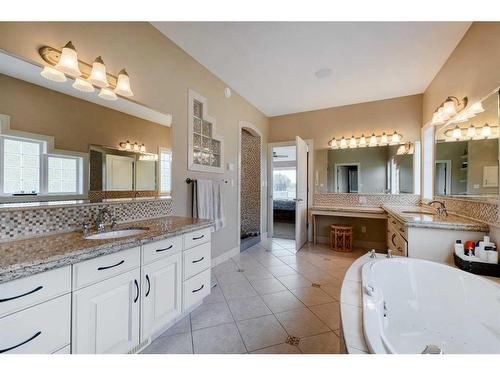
128,338,151,354
286,336,300,346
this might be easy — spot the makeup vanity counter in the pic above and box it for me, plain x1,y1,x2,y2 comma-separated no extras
0,216,214,354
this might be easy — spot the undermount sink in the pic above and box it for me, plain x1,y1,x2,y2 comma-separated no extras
84,228,149,240
401,210,436,215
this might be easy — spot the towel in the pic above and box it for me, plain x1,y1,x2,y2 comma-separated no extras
195,179,226,231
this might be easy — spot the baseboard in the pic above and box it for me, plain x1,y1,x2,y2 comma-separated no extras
212,246,240,267
316,236,385,251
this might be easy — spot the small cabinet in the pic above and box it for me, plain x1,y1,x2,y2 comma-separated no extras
141,252,182,341
72,268,140,354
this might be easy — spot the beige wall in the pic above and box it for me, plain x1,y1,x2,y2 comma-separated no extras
269,94,423,148
0,74,170,153
423,22,500,124
0,22,269,259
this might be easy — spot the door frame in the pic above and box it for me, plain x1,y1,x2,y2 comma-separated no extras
435,159,452,195
334,162,361,193
268,139,314,240
237,121,264,248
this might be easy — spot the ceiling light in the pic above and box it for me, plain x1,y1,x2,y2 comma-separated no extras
349,136,357,148
469,102,485,115
315,68,332,79
340,137,347,149
452,125,462,140
114,69,133,97
89,56,109,87
467,125,476,138
380,133,388,145
370,134,377,147
481,123,491,138
98,87,117,101
40,66,66,82
72,77,95,92
55,41,81,77
359,135,366,147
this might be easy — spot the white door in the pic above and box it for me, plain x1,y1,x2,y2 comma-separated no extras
72,268,140,354
295,136,308,252
435,161,451,195
106,154,134,190
141,252,182,341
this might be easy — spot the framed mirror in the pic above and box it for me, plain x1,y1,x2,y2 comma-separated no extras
314,142,420,194
434,90,499,199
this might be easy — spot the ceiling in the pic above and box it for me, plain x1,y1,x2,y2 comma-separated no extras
153,22,471,117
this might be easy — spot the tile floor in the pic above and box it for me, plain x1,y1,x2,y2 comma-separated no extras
141,238,364,354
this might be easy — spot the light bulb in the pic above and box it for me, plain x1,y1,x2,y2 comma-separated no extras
114,69,133,97
72,77,95,92
443,98,457,117
329,138,337,149
140,144,146,152
125,141,132,150
133,142,140,151
452,126,462,139
438,106,446,121
481,124,491,138
40,66,66,82
55,41,81,77
359,134,366,147
391,131,400,144
370,134,377,146
349,135,357,148
89,56,109,87
98,87,117,101
467,126,476,138
470,102,485,115
380,133,388,145
340,137,347,149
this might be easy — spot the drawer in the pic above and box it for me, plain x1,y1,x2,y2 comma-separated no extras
183,268,211,312
73,247,140,290
183,242,211,280
142,235,182,265
0,266,71,319
387,227,407,256
388,215,407,239
0,294,70,354
183,228,211,250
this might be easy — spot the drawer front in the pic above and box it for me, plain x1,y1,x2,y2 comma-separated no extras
142,236,182,265
387,227,407,256
183,242,211,280
183,228,211,250
0,266,71,319
0,294,70,354
388,216,407,239
183,268,211,312
73,246,140,290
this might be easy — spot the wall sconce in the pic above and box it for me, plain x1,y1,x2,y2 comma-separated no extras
38,41,134,100
329,131,403,149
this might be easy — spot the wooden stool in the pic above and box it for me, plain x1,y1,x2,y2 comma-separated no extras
330,224,353,252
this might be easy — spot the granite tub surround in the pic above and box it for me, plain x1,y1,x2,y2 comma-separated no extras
0,197,172,241
0,216,214,283
383,205,489,232
313,193,420,208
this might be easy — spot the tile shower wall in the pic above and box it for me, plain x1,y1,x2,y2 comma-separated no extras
313,193,421,207
434,196,499,224
0,198,172,241
240,129,261,237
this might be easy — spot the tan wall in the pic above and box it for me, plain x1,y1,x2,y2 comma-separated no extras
269,94,423,148
0,22,269,259
423,22,500,124
0,74,170,153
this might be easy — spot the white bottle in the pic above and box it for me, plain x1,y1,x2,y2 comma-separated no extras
487,246,498,264
454,240,464,257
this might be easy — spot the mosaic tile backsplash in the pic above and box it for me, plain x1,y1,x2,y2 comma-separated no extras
0,198,173,242
313,193,421,207
432,196,499,225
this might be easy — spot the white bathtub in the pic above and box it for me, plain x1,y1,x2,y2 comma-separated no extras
362,257,500,354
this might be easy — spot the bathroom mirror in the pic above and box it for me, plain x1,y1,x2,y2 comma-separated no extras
434,90,499,198
89,145,158,192
314,142,419,194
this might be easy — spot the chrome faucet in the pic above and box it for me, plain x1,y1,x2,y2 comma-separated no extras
94,207,114,231
428,200,448,217
368,249,377,259
386,249,394,258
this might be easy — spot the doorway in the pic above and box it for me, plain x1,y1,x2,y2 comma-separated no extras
435,160,451,195
335,163,359,193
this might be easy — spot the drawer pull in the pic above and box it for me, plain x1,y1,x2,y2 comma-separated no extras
192,284,204,293
192,256,205,264
193,235,205,240
97,260,124,271
145,275,151,297
391,234,397,247
0,331,41,353
156,245,173,252
0,285,43,303
391,220,397,225
134,279,139,303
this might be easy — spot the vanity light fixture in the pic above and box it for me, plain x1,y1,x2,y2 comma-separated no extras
452,125,462,140
359,134,366,147
54,41,82,77
119,140,147,154
328,131,403,148
380,132,388,145
467,125,476,138
369,133,377,147
328,138,337,149
349,135,357,148
40,66,66,82
340,137,347,149
39,42,134,100
481,123,492,138
391,131,401,144
469,101,485,115
138,153,158,161
431,96,468,126
443,123,498,141
140,144,146,152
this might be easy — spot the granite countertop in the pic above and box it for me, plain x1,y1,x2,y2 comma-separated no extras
383,205,489,232
311,206,386,214
0,216,214,283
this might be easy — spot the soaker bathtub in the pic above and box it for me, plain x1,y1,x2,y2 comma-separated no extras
361,257,500,354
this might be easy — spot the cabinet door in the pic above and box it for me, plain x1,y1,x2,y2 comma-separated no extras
72,268,140,354
141,252,182,341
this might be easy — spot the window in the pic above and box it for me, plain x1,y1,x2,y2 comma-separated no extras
0,135,83,198
48,156,78,194
2,137,41,194
159,148,172,194
273,168,296,200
